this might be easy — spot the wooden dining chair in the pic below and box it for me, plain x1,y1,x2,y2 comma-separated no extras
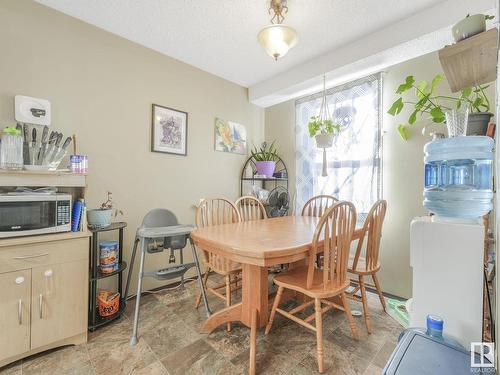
194,198,242,331
235,196,268,221
301,195,338,217
347,200,387,334
265,201,359,373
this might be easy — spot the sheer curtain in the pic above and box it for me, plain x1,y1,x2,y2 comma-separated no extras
295,74,382,216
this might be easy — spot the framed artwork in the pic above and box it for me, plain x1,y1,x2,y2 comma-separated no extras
214,117,247,154
151,104,188,156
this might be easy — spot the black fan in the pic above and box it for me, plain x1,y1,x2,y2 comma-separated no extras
266,186,289,218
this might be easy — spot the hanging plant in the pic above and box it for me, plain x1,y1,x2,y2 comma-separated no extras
307,76,341,176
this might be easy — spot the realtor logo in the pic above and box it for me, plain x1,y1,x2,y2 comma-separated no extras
471,342,494,368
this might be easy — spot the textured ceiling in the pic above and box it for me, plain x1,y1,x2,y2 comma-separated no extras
35,0,447,87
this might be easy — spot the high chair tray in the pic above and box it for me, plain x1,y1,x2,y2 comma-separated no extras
137,225,194,238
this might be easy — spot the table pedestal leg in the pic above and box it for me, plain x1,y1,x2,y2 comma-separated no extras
241,264,268,328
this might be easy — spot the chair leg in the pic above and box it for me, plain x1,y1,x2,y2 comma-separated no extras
194,269,210,309
265,286,284,335
315,298,324,373
341,292,359,340
372,274,386,311
225,274,232,332
359,275,372,334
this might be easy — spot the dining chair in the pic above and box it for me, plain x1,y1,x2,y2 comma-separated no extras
194,198,242,331
235,196,268,221
301,194,338,217
347,199,387,334
265,201,359,373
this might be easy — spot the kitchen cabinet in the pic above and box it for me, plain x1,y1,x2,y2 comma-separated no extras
0,232,90,367
0,269,31,362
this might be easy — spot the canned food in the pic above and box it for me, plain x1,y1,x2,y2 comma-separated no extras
99,240,119,273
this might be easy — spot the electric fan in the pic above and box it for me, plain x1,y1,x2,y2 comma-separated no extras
266,186,289,217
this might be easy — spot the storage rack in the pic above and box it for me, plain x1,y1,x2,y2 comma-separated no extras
88,222,127,331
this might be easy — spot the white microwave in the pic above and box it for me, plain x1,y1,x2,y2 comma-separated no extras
0,194,72,238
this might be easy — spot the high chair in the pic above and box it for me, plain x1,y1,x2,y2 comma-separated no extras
126,209,209,346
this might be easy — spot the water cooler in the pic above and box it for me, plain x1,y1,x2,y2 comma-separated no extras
410,216,484,348
409,135,493,348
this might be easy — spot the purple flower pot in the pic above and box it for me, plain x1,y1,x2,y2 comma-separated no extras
255,161,276,178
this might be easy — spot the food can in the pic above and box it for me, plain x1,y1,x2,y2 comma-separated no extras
99,240,119,273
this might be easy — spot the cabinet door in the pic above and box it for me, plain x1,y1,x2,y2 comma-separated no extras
0,269,31,362
31,260,88,349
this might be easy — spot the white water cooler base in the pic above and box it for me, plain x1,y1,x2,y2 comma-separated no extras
410,216,484,348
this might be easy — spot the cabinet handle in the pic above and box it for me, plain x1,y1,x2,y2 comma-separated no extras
39,294,43,319
13,253,49,260
18,299,22,325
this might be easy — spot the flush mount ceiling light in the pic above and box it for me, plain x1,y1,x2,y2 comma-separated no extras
257,0,298,61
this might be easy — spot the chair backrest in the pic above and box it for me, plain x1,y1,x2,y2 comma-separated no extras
301,195,339,217
351,200,387,272
308,201,356,290
235,196,268,221
141,208,178,228
195,198,240,228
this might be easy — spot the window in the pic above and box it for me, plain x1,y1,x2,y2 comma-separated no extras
295,74,382,216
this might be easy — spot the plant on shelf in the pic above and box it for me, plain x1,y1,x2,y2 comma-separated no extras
387,74,492,140
87,191,123,229
251,141,279,178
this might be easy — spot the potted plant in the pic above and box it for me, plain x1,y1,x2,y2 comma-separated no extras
308,115,341,147
452,14,495,42
251,141,279,178
387,74,492,140
87,191,123,229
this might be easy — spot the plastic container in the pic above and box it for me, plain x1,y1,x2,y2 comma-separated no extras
398,314,463,349
99,240,119,273
97,290,120,317
0,127,23,170
423,136,493,219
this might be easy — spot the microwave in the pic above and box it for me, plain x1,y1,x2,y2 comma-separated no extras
0,194,72,238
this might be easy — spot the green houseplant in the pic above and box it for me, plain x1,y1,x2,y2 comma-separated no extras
308,116,341,148
251,141,279,178
387,74,492,140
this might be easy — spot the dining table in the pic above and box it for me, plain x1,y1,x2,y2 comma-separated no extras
191,215,365,374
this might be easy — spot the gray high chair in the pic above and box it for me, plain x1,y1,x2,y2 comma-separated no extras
125,209,210,346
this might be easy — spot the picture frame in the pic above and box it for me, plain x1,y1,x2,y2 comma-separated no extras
151,104,188,156
214,117,247,155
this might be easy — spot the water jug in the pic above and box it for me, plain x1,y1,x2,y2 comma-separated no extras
423,136,493,220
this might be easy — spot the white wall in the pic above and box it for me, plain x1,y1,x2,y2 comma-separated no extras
0,0,264,293
265,51,496,298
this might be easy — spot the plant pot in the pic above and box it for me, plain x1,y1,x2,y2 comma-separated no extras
315,133,334,148
255,161,276,178
452,14,486,42
467,112,493,136
87,208,113,229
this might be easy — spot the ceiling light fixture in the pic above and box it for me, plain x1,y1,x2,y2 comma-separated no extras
257,0,298,61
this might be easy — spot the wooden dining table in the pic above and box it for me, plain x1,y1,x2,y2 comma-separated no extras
190,215,364,375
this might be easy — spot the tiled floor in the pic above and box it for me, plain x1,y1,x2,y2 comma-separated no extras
0,275,401,374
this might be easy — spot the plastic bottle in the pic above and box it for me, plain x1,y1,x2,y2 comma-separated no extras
423,136,493,220
0,127,23,170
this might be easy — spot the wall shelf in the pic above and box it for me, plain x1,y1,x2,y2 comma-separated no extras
438,28,498,93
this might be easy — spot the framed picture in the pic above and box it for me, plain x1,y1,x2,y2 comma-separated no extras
214,117,247,154
151,104,188,156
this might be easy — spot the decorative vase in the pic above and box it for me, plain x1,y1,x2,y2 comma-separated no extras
255,161,276,178
452,14,486,42
87,208,113,229
315,133,334,148
467,112,494,136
